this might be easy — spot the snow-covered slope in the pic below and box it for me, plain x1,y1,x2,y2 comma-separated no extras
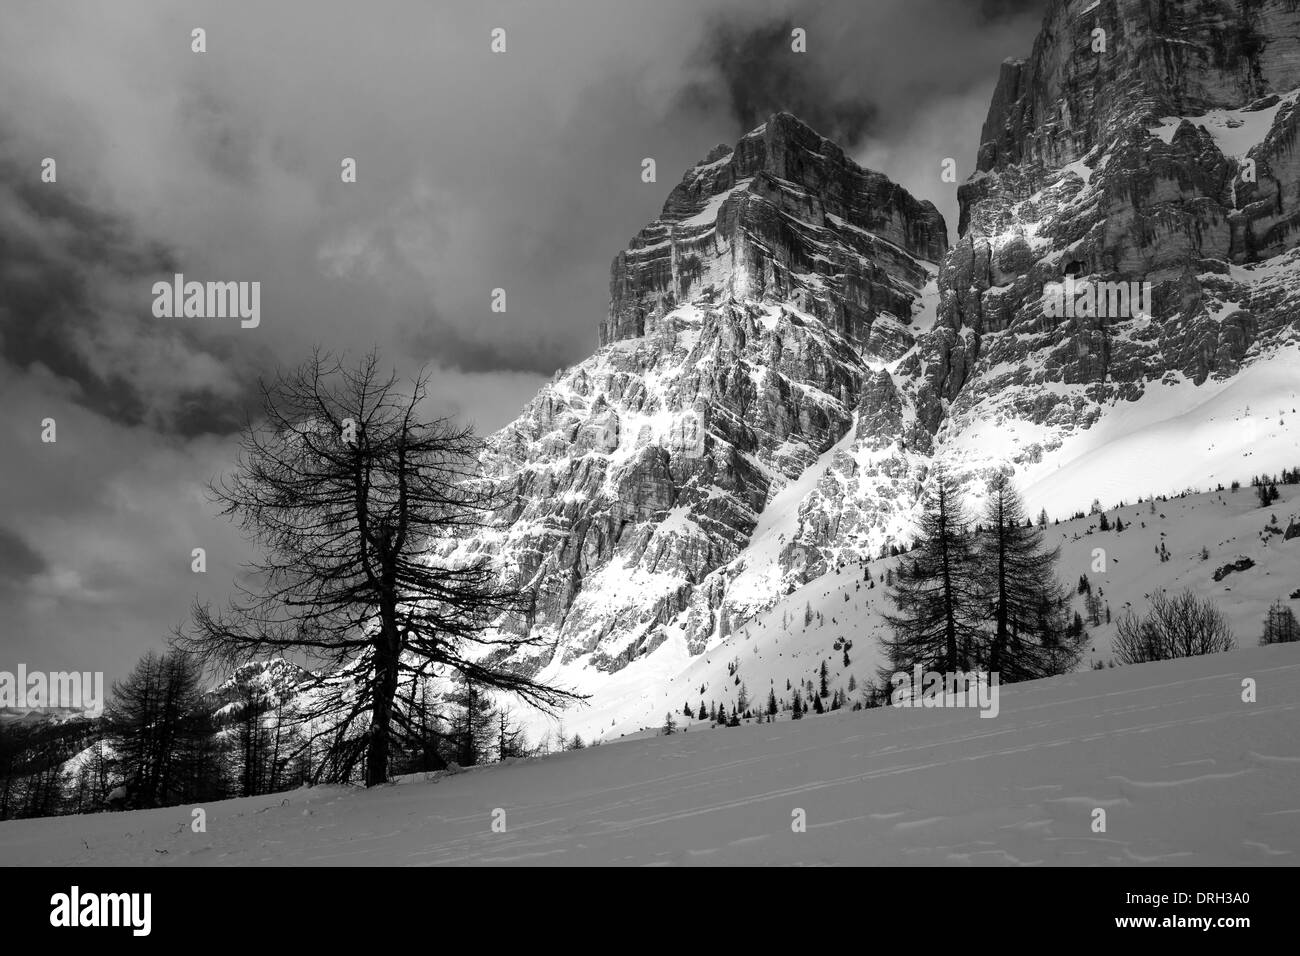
537,482,1300,742
4,642,1298,866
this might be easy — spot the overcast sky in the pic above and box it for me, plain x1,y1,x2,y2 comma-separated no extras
0,0,1045,688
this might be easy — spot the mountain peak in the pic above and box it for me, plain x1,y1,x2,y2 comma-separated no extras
603,114,946,347
697,143,734,166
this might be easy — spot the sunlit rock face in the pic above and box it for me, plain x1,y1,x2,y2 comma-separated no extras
930,0,1300,482
460,113,946,675
604,112,947,355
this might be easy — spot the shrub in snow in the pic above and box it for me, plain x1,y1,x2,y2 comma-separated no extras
1114,590,1235,664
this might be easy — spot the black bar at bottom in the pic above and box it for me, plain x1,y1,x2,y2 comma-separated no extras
0,866,1281,943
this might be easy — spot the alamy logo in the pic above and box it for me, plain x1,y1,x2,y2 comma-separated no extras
889,667,1000,718
1042,275,1151,320
49,887,151,936
0,665,104,717
151,273,260,328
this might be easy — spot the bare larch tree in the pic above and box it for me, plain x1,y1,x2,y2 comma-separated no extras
180,351,578,786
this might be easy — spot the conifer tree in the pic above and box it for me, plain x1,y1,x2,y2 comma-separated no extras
1085,591,1103,627
106,650,220,808
1262,600,1300,645
496,709,529,761
882,466,983,674
448,677,497,766
977,474,1083,678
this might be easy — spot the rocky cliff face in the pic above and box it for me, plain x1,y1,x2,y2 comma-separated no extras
933,0,1300,486
604,113,946,354
457,114,946,675
464,0,1300,683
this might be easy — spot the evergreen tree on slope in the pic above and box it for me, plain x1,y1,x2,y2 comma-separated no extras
978,474,1084,680
882,466,983,676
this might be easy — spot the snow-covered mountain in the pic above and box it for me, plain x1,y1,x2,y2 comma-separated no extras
455,0,1300,732
454,112,948,683
209,659,314,721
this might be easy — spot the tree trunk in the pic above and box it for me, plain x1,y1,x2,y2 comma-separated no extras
990,502,1009,672
366,617,402,787
939,496,959,670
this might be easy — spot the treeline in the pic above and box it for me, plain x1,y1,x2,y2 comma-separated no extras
1049,461,1300,520
0,714,99,820
1250,468,1299,488
0,649,545,822
1250,468,1298,507
675,656,869,729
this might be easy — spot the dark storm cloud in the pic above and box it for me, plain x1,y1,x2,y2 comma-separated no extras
675,0,1047,162
973,0,1048,23
0,154,261,438
405,314,580,377
0,526,46,588
675,0,1046,234
679,15,879,150
178,85,262,184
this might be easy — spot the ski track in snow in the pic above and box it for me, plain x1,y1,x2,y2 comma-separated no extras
3,644,1299,866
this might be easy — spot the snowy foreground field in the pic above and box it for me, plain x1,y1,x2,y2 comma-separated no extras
3,644,1300,866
